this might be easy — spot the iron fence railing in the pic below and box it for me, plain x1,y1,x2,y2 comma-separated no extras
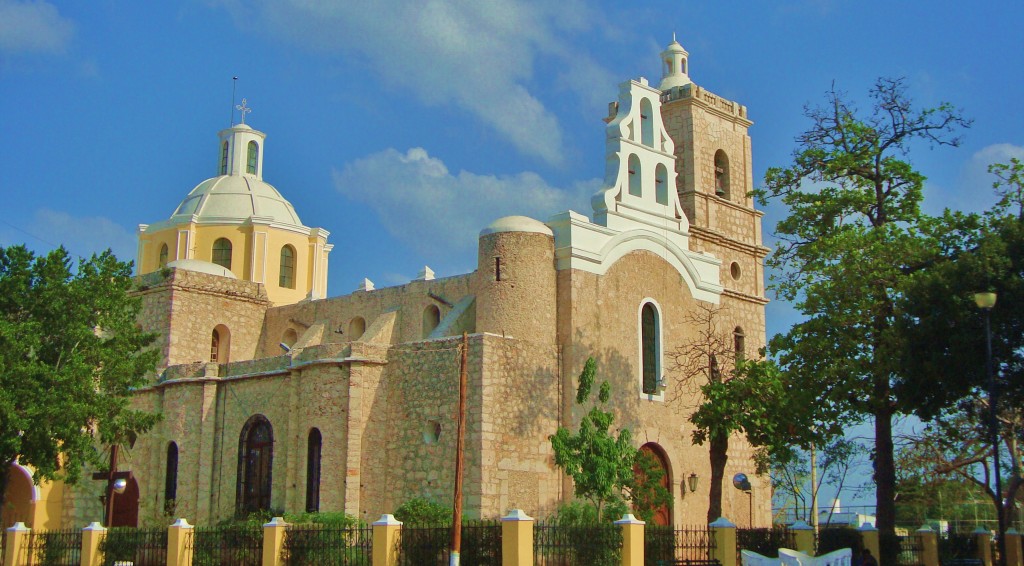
534,522,622,566
188,523,262,566
736,526,790,560
644,525,719,565
939,531,979,563
896,534,925,566
395,522,502,566
283,523,372,565
99,527,168,566
27,528,82,566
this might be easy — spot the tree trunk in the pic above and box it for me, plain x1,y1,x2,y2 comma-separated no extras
0,460,11,527
874,399,897,565
707,432,729,524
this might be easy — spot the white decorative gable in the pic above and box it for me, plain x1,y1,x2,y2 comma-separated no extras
592,77,689,236
547,68,721,303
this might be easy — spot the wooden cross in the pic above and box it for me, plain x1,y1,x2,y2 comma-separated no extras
236,98,252,124
92,444,133,527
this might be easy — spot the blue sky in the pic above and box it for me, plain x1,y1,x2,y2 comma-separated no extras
2,0,1023,508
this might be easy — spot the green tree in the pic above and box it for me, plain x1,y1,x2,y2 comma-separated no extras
896,159,1024,534
672,305,824,523
551,357,662,522
755,77,970,558
0,245,160,513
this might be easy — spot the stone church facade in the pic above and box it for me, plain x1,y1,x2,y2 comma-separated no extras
3,39,770,530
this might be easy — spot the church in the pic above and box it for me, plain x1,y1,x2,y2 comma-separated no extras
3,39,770,530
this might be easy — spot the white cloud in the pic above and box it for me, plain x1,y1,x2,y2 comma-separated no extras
333,147,598,259
0,209,137,265
0,0,74,54
212,0,616,166
924,143,1024,216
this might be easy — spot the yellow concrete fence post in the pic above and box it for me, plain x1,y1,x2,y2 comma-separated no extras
4,522,31,566
261,516,287,566
615,514,645,566
500,509,533,566
372,514,402,566
916,525,938,566
166,518,194,566
857,523,880,565
709,517,737,566
1005,528,1023,566
81,522,108,566
975,526,993,566
789,520,814,555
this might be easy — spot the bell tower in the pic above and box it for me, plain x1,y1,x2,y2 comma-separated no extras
657,37,769,335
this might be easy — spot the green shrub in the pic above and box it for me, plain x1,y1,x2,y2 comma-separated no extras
393,497,453,525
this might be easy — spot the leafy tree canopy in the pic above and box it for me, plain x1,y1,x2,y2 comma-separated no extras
754,76,969,557
0,245,159,508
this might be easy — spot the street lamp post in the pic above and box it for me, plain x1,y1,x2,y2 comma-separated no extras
975,291,1005,566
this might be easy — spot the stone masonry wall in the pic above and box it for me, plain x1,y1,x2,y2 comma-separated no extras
558,249,770,526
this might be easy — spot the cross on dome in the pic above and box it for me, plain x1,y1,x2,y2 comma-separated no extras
236,98,252,125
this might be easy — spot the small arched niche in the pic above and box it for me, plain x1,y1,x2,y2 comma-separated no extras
348,317,366,341
422,304,441,338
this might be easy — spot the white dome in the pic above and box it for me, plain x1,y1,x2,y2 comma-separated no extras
170,175,303,227
480,215,553,237
166,259,237,278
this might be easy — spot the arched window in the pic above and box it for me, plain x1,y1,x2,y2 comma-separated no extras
734,327,746,362
211,325,230,363
279,245,296,289
247,141,259,175
714,150,730,198
655,164,669,205
220,141,229,175
210,329,221,362
158,243,169,268
305,428,322,513
212,238,232,270
423,304,441,338
165,442,179,504
628,154,642,197
641,302,660,395
237,415,274,515
348,317,366,341
640,98,654,147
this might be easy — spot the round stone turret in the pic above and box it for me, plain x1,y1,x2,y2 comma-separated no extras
475,216,556,344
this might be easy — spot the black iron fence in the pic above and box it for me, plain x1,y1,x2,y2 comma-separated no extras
188,523,262,566
27,528,82,566
99,527,168,566
283,523,372,565
736,525,790,560
534,522,622,566
394,521,502,566
896,533,925,566
644,525,718,566
939,532,979,563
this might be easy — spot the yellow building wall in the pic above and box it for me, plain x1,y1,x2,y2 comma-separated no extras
139,224,327,307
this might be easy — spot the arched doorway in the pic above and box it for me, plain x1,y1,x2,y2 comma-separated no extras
110,477,139,527
635,443,672,526
2,464,35,528
237,415,274,515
